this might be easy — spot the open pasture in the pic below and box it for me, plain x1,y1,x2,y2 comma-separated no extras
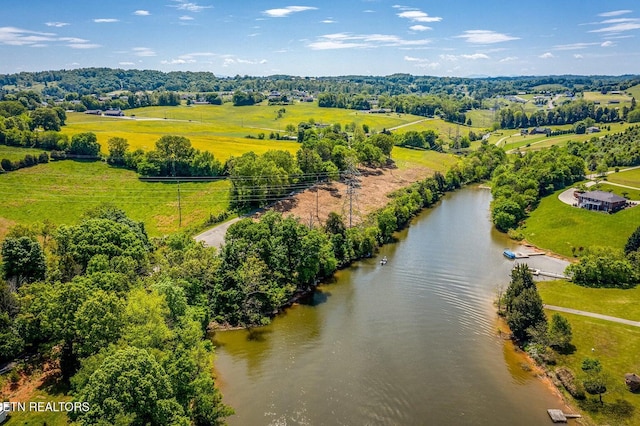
0,145,49,162
63,102,432,159
0,160,230,239
583,90,632,105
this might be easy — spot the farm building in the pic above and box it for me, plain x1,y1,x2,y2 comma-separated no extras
530,127,551,135
576,190,627,213
103,109,124,117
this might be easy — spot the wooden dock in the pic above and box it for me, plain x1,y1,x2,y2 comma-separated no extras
547,409,582,423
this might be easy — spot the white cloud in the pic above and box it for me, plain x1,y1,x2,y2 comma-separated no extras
0,26,99,50
263,6,318,18
68,43,100,49
601,41,615,47
134,10,150,16
457,30,519,44
438,53,489,61
308,32,430,50
45,22,69,28
553,42,599,50
170,1,212,13
322,19,336,24
590,22,640,33
461,53,489,60
93,18,119,23
599,10,632,17
119,62,135,65
397,10,442,23
500,56,518,62
404,55,422,62
539,52,554,59
410,25,431,31
574,54,584,59
179,15,194,20
133,47,156,57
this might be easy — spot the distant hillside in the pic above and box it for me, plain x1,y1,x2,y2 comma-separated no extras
1,68,639,99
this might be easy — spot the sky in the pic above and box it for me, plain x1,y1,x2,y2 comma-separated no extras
1,0,640,77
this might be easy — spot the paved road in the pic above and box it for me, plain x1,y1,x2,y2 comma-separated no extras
544,305,640,328
194,217,242,248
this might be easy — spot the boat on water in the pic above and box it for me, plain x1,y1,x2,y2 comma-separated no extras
503,249,516,259
380,256,388,265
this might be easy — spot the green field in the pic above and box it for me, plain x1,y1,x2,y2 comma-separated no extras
538,280,640,321
500,122,631,152
541,310,640,425
0,160,230,239
519,187,640,257
583,91,633,106
0,145,50,162
63,102,491,159
626,84,640,100
607,167,640,188
391,148,458,170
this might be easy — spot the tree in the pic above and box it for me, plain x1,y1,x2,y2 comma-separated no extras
548,313,572,351
69,132,100,157
30,107,61,131
504,264,547,343
106,137,129,166
369,133,394,157
625,225,640,255
1,236,46,289
581,358,607,405
74,346,189,425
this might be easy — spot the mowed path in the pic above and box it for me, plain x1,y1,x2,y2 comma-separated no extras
544,305,640,328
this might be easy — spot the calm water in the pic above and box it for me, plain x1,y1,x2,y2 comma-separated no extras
212,187,568,425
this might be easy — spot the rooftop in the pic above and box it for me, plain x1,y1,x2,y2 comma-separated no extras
579,190,626,203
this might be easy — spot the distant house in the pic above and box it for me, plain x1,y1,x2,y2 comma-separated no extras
576,190,627,213
530,127,551,135
586,126,601,133
520,129,529,135
103,109,124,117
84,109,102,115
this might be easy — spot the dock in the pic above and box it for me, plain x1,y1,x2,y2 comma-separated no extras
547,409,582,423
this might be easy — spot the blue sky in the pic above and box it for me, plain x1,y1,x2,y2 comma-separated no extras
1,0,640,77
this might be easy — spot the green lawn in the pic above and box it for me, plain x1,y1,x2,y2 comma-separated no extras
0,145,50,162
391,148,457,171
538,280,640,321
519,187,640,257
0,160,230,239
607,168,640,189
542,311,640,425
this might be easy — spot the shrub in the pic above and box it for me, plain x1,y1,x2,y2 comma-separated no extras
556,367,586,400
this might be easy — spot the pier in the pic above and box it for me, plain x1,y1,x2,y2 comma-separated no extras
547,409,582,423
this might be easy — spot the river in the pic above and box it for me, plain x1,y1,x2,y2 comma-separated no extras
211,186,570,425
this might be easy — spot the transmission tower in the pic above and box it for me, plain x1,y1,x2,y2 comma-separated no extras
342,157,362,228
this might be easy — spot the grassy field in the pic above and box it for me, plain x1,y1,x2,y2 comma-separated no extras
607,168,640,188
519,186,640,257
63,102,491,159
583,91,633,106
391,148,457,171
626,84,640,100
542,309,640,425
499,122,631,152
0,145,50,162
538,280,640,321
0,160,230,239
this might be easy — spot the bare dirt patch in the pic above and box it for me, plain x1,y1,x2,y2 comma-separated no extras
269,165,433,226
